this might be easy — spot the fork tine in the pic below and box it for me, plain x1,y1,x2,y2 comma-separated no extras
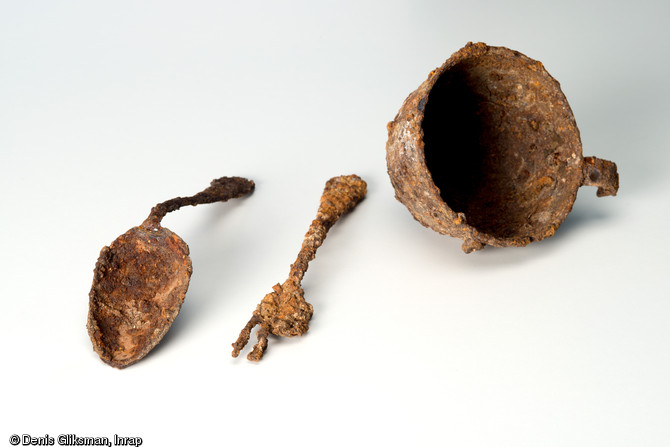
231,315,259,358
248,325,270,361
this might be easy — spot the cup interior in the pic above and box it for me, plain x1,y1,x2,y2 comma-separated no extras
421,48,582,240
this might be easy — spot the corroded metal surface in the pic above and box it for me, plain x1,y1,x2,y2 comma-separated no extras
232,174,367,361
87,177,254,368
87,226,192,368
386,42,619,252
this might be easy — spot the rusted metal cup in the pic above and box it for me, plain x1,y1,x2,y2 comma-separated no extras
386,42,619,253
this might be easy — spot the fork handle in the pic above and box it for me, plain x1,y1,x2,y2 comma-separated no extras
288,175,367,283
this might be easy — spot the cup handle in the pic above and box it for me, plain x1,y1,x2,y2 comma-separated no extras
582,156,619,197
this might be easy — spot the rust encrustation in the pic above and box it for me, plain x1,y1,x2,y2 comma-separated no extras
232,174,367,361
87,176,254,368
386,42,619,252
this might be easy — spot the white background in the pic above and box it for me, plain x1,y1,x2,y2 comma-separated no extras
2,1,669,445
